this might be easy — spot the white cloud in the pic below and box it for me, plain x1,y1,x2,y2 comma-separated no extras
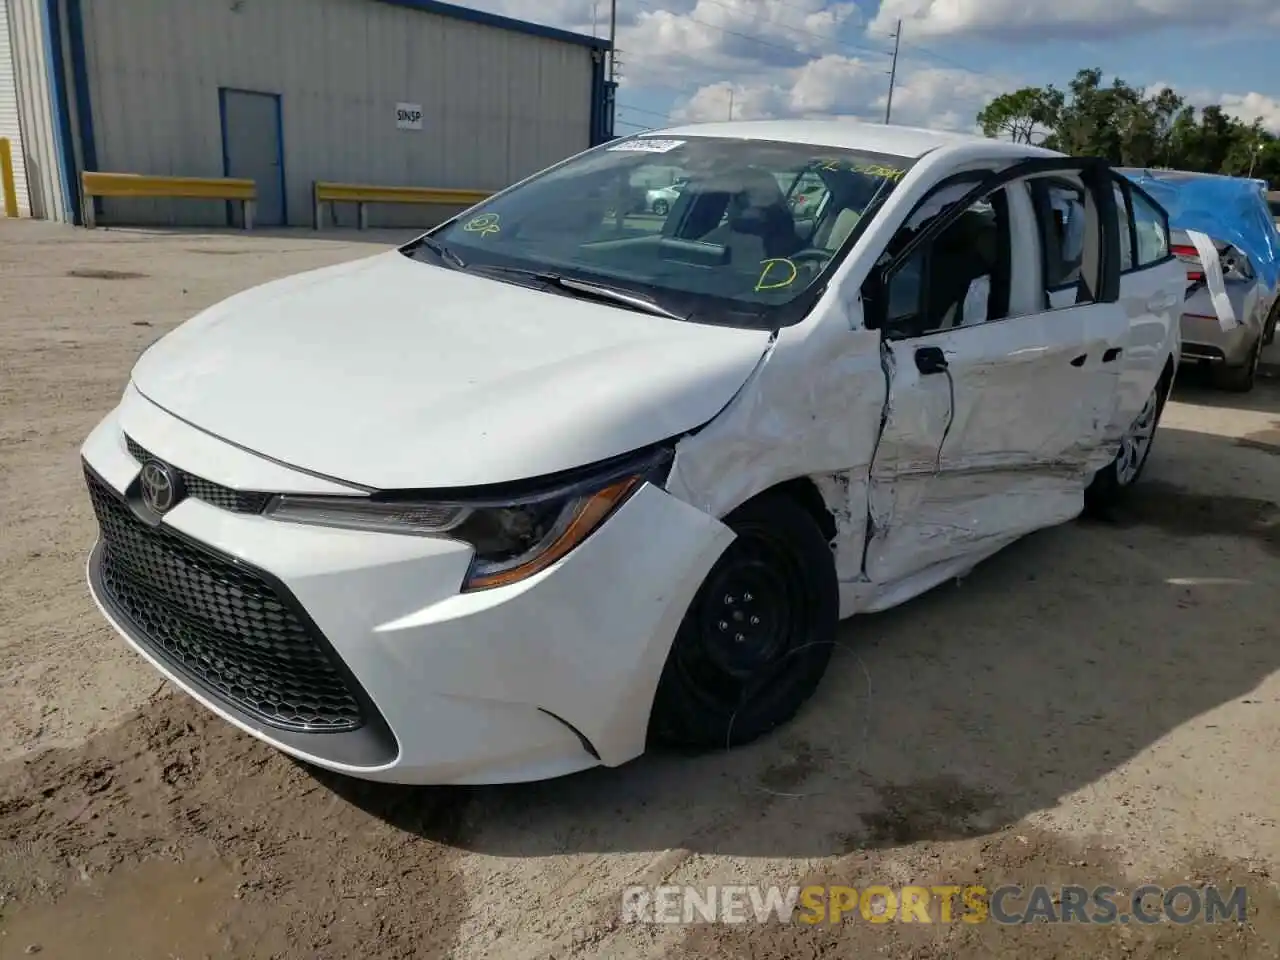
1146,82,1280,134
869,0,1280,40
671,57,1008,132
453,1,1280,139
1218,93,1280,134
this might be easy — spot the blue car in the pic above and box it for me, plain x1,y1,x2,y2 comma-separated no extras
1120,168,1279,392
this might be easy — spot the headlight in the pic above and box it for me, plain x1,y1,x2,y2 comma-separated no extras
264,448,672,591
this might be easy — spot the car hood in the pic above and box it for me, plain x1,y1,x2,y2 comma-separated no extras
131,251,772,489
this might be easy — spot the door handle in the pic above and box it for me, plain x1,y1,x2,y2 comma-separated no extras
1102,347,1122,363
1069,354,1087,367
914,346,948,375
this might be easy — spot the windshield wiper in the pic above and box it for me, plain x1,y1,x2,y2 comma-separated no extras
476,267,687,321
403,235,467,269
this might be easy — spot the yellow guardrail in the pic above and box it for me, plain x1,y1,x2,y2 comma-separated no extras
313,181,491,229
0,138,18,218
80,171,257,229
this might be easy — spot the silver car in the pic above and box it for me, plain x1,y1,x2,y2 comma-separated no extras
1121,168,1279,392
1171,228,1278,391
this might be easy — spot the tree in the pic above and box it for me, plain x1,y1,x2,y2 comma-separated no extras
977,86,1062,144
977,68,1280,187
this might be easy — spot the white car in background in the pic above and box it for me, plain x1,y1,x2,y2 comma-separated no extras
81,120,1184,786
644,179,687,215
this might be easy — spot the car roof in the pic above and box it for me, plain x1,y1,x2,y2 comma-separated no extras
644,119,1061,161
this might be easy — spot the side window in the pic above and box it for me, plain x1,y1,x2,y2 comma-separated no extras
1111,182,1135,272
1130,189,1171,266
1029,178,1087,291
878,191,1010,339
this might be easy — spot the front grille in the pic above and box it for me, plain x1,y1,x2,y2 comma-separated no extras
86,468,364,732
125,435,272,514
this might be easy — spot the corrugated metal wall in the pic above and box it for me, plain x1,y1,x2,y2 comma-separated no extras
79,0,598,227
0,0,32,215
5,0,72,221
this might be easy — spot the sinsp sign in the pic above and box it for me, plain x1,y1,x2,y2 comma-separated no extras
396,103,424,130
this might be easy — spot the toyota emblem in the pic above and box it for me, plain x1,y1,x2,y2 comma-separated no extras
139,460,179,514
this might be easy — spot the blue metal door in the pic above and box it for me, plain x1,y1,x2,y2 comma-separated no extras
220,89,285,226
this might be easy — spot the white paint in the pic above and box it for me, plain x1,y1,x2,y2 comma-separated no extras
130,251,773,489
81,122,1185,784
395,101,423,130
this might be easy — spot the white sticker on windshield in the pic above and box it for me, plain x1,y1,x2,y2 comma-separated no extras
607,138,686,154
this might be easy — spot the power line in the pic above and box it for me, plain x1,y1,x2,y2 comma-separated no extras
631,0,890,67
688,0,893,61
617,103,675,121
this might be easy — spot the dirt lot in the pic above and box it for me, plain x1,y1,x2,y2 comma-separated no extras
1,218,1279,959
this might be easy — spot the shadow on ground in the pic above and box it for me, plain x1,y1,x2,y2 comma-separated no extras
1171,363,1280,414
314,421,1280,860
4,409,1278,957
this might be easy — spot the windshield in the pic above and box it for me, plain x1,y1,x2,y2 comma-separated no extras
418,135,913,328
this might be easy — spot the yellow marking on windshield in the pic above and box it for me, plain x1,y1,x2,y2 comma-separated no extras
810,159,906,181
756,258,798,292
463,212,501,236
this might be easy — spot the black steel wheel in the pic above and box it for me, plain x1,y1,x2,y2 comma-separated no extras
648,493,838,750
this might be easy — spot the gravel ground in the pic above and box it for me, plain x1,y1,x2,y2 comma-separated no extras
1,218,1279,959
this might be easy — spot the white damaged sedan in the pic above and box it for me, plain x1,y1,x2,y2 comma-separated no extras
81,120,1185,785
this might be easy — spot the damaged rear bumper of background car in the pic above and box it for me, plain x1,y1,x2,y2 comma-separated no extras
80,387,736,785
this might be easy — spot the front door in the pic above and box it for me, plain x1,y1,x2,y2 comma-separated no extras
861,160,1129,587
221,88,285,226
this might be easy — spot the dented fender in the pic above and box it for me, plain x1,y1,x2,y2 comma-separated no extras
665,299,887,593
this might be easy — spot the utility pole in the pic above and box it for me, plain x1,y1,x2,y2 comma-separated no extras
728,88,734,121
608,0,618,82
884,19,901,125
607,0,619,138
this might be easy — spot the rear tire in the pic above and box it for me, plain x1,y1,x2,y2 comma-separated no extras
1263,301,1278,347
1085,379,1166,514
648,493,839,751
1211,337,1261,393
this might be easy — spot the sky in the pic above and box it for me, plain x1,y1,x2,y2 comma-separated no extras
450,0,1280,137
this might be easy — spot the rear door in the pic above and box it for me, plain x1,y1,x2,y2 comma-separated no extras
861,159,1128,588
1106,175,1182,436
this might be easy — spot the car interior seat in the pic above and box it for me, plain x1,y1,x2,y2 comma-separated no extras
695,167,804,265
924,209,1000,329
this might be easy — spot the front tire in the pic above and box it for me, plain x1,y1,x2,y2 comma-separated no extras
648,493,839,750
1085,380,1165,513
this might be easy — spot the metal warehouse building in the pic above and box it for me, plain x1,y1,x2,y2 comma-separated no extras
0,0,613,226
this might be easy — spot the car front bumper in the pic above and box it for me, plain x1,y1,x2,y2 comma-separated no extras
81,388,734,785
